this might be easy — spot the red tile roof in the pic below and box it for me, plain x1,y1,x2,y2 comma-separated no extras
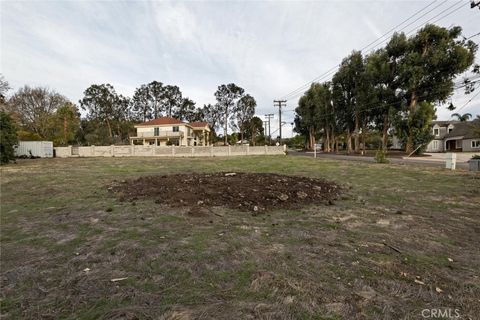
189,122,209,127
137,117,184,126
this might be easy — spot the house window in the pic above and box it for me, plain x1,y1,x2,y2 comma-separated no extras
448,128,453,133
472,140,480,148
433,141,438,149
433,128,439,136
173,126,179,132
154,127,159,136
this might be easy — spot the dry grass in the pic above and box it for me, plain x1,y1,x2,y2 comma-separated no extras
1,156,479,319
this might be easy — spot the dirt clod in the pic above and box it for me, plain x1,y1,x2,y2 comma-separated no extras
109,172,341,211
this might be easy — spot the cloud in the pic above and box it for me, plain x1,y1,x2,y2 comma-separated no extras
1,0,479,126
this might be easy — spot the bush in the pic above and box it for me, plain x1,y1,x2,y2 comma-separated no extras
471,154,480,160
0,112,18,164
374,149,389,164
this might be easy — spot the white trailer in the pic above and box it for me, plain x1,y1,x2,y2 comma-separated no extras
14,141,54,158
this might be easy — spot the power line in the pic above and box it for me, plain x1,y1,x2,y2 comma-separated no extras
456,84,480,112
280,0,446,101
280,0,468,102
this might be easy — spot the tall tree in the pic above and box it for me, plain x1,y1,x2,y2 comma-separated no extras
174,97,196,121
7,86,68,138
0,111,18,164
48,102,81,146
233,94,256,142
199,103,221,142
131,81,166,121
396,25,477,153
163,85,184,117
79,84,121,140
332,57,357,154
214,83,245,145
243,116,264,146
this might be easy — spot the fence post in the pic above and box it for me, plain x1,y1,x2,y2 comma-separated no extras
210,145,214,157
265,145,268,155
283,144,287,155
91,145,95,156
228,145,231,156
111,145,114,157
191,147,195,157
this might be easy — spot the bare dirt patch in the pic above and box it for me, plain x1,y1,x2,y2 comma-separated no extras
109,172,341,212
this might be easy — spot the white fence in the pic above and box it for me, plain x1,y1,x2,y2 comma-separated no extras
54,145,286,158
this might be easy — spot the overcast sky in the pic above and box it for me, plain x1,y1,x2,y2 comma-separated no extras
1,0,479,137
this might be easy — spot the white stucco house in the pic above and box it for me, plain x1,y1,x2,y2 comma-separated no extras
129,117,211,147
426,120,480,152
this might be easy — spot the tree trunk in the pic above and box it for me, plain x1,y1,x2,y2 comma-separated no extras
346,129,353,154
324,127,330,152
382,114,389,151
105,118,113,138
308,127,315,150
361,123,366,155
354,112,360,153
405,91,417,154
330,129,336,153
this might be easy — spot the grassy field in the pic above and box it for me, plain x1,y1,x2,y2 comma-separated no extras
1,156,479,319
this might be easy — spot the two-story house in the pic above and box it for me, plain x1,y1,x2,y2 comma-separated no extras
426,120,480,152
129,117,211,147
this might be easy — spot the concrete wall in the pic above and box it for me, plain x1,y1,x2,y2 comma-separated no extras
54,145,287,158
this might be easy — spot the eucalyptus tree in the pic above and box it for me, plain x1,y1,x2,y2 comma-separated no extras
332,56,357,154
233,94,256,143
79,84,123,140
214,83,245,145
395,24,477,153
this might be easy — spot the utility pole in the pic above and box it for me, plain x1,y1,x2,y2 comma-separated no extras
273,100,287,142
264,114,274,145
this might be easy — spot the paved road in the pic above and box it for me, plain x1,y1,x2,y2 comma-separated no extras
289,150,470,170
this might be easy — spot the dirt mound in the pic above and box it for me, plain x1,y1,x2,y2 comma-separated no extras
109,172,341,212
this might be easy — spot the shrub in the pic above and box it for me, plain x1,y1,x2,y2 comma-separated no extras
374,149,389,164
0,112,18,164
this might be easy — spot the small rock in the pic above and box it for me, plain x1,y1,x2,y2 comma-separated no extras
83,268,91,272
435,287,443,293
277,193,289,201
296,191,308,199
197,200,204,205
253,206,259,212
225,172,236,176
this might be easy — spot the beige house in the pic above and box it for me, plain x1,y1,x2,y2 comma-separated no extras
129,117,211,146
